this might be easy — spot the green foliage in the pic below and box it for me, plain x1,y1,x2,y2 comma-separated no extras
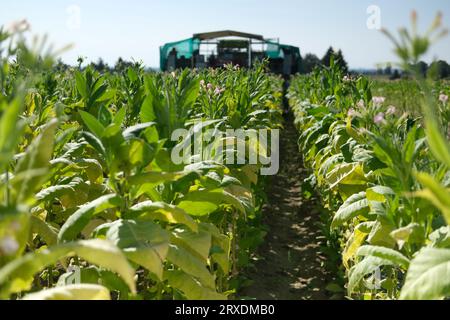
0,26,283,300
289,12,450,300
400,248,450,300
22,284,111,300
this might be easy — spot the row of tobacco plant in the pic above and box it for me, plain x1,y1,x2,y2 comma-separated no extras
289,13,450,300
0,24,283,300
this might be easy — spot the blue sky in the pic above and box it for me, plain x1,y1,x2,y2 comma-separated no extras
1,0,450,69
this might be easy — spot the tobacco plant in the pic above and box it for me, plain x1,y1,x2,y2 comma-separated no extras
0,26,282,300
289,12,449,300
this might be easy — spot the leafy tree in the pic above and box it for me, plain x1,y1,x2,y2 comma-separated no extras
335,49,349,74
376,65,383,75
301,53,321,74
114,57,135,74
427,60,450,80
321,47,348,73
55,59,70,72
321,47,335,67
384,63,392,76
390,69,401,80
409,61,428,77
90,58,109,73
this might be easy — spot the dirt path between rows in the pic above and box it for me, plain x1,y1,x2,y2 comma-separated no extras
240,114,331,300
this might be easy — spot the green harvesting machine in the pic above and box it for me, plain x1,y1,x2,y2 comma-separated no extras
160,30,301,75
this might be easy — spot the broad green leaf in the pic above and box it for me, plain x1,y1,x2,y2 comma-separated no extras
127,68,138,82
390,223,425,249
348,256,395,294
177,189,246,216
113,107,127,125
128,139,154,167
58,194,123,242
414,173,450,225
331,192,369,229
425,118,450,168
57,266,130,298
105,219,170,280
368,200,387,216
342,222,373,269
0,98,24,170
123,122,157,140
179,76,200,113
0,239,135,297
0,207,30,262
357,245,409,269
76,159,104,184
400,248,450,300
366,186,395,202
171,227,212,263
164,270,226,300
143,125,160,144
36,179,81,202
318,153,343,183
326,163,367,190
429,226,450,248
22,284,111,300
200,223,230,274
129,201,197,232
367,218,396,248
167,244,216,290
402,125,417,165
177,192,219,216
97,104,112,128
30,215,58,246
128,171,187,186
79,110,105,139
140,95,156,123
225,184,254,213
75,70,87,99
12,120,58,204
90,78,108,104
81,131,106,157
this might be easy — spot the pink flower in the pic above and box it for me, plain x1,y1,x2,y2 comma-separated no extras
439,94,448,104
214,86,225,96
234,64,240,70
10,221,21,231
386,105,397,116
374,112,385,125
357,99,365,109
207,83,213,90
0,236,19,255
372,96,386,106
7,19,30,34
347,108,357,117
358,127,369,135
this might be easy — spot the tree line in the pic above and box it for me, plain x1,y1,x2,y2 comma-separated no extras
55,57,148,73
299,46,450,80
55,49,450,81
300,46,349,74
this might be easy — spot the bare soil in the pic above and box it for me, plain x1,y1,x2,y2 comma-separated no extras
240,115,331,300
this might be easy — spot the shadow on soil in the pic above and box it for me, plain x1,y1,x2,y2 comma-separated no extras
239,114,331,300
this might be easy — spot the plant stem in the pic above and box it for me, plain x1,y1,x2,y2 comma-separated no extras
5,170,9,206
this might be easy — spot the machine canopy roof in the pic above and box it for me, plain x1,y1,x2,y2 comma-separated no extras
193,30,264,41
